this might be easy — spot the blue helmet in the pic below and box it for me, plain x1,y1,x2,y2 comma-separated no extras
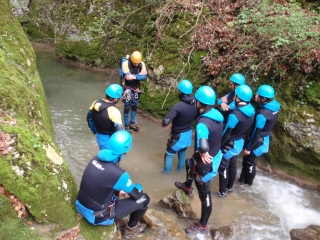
257,85,274,98
235,85,252,102
195,86,216,105
106,84,123,99
230,73,246,85
107,130,132,155
178,79,193,94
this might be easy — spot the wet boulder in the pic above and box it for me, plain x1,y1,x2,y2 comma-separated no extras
290,224,320,240
159,190,197,220
210,226,233,239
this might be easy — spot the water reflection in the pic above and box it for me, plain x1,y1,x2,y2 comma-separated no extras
34,44,320,240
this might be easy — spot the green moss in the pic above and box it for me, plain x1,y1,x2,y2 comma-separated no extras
79,219,114,240
0,195,41,240
0,0,78,233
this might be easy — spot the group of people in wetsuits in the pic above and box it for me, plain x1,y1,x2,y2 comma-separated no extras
162,74,280,234
76,50,280,237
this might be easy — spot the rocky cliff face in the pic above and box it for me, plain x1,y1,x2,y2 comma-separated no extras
8,0,320,187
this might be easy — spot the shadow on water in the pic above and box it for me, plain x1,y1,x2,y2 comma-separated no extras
34,44,320,240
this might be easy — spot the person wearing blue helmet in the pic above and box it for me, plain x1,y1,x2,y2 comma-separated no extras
216,85,255,197
238,84,280,186
217,73,246,124
76,131,150,238
120,51,148,132
162,79,197,174
175,86,224,234
86,84,124,150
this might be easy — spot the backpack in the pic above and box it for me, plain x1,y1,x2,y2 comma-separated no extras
119,55,130,79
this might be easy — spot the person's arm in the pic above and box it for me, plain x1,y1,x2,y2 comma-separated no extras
221,114,238,146
86,101,98,134
196,123,212,164
245,114,266,151
114,172,144,200
108,107,124,131
134,62,147,81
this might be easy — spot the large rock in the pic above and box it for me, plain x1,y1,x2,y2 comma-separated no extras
0,0,78,236
290,224,320,240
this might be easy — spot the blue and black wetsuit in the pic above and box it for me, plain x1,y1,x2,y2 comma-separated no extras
76,153,150,227
162,95,197,173
183,108,223,226
218,103,255,194
86,99,123,149
238,99,280,185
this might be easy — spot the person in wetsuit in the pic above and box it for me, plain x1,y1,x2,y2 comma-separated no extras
86,84,124,150
75,131,150,238
217,85,255,197
120,51,147,132
175,86,224,234
217,73,246,125
162,79,197,174
238,85,280,186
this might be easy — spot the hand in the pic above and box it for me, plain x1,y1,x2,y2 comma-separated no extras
221,102,230,111
163,125,171,130
119,190,129,198
199,152,212,164
126,74,136,80
139,69,147,75
243,149,250,155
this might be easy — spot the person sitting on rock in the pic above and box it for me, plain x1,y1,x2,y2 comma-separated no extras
75,131,150,238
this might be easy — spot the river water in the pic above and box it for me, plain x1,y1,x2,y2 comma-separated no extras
33,44,320,240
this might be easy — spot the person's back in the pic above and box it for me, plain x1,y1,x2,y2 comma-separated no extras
162,80,197,174
87,84,124,149
175,86,224,235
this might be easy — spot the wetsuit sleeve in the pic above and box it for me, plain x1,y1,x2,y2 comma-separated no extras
113,173,143,200
86,101,97,134
196,123,209,151
134,61,147,81
162,104,179,127
217,93,230,106
245,114,266,151
221,114,238,145
107,106,123,125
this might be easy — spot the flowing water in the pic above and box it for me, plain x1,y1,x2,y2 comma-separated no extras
34,44,320,240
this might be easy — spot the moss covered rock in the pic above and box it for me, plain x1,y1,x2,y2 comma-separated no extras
0,0,79,237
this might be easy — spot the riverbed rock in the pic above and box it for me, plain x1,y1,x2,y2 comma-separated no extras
210,226,233,239
290,224,320,240
159,190,197,220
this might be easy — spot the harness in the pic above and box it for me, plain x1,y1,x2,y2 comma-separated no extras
122,87,143,105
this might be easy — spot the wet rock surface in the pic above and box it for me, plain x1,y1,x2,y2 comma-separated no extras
159,190,197,220
290,224,320,240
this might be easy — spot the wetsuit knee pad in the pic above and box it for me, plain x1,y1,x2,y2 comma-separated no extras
245,154,257,166
124,104,131,114
219,158,229,170
185,157,194,169
139,193,150,208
